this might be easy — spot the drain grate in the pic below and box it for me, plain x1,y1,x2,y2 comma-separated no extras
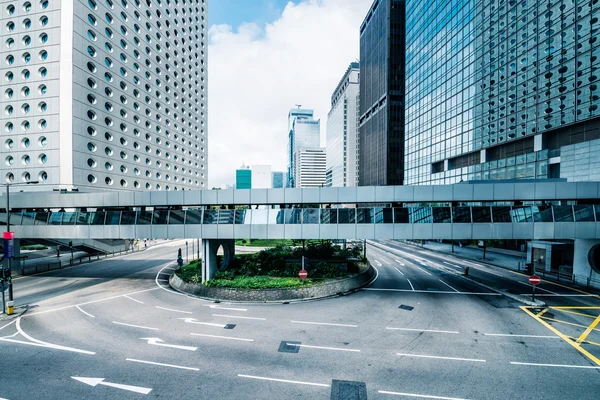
278,341,301,353
330,380,367,400
223,324,236,330
399,305,414,311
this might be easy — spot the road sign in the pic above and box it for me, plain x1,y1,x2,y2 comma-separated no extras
299,269,308,279
529,275,541,285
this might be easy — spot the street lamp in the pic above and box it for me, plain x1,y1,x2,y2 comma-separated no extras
2,180,38,313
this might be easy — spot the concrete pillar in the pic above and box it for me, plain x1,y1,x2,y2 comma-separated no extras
201,239,235,282
573,239,600,289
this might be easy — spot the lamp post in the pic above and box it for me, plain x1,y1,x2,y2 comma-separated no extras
2,181,38,313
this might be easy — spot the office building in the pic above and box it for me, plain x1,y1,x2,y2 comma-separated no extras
0,0,207,192
296,148,326,188
326,62,360,187
271,171,284,188
405,0,600,185
235,164,251,189
286,108,320,187
251,164,271,189
358,0,405,186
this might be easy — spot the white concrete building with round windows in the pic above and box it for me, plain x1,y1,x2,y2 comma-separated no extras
0,0,207,192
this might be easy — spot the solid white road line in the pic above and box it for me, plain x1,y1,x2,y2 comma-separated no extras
397,353,485,362
124,295,144,304
386,327,460,334
112,321,159,331
155,306,192,314
179,318,226,328
190,333,254,342
395,259,405,266
290,320,358,328
23,287,160,317
517,281,560,295
12,318,95,355
439,280,459,293
393,266,404,276
287,343,360,352
412,265,432,276
483,333,558,339
237,374,330,387
204,305,247,311
378,390,468,400
443,261,461,269
362,288,500,295
125,358,199,371
509,362,600,369
406,279,415,291
0,320,16,331
374,260,383,267
212,314,266,320
76,305,95,318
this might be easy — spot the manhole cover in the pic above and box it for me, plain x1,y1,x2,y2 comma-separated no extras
399,305,414,311
224,324,236,330
278,341,301,353
330,380,367,400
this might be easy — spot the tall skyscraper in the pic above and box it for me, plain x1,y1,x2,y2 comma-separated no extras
0,0,207,192
271,171,284,188
405,0,600,185
358,0,405,186
326,62,360,187
251,164,271,189
235,163,251,189
296,148,326,188
286,108,320,187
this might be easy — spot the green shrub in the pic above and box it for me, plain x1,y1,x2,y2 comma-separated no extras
21,245,48,250
205,275,321,289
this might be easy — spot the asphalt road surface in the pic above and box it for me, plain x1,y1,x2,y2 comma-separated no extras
0,239,599,400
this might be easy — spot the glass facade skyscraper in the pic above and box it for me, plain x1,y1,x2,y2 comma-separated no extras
405,0,600,185
286,108,321,187
359,0,405,186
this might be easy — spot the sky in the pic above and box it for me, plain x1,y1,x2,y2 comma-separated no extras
208,0,373,188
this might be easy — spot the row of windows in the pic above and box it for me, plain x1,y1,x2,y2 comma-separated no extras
5,171,47,183
5,15,49,31
6,1,49,15
86,174,197,190
4,119,47,132
4,153,47,166
4,136,47,149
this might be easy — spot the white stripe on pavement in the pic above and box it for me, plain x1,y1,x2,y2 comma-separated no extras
190,333,254,342
397,353,485,362
393,267,404,276
155,306,192,314
237,374,330,387
212,314,265,320
378,390,468,400
509,362,600,369
362,288,500,295
374,260,383,267
412,265,432,275
112,321,159,331
395,259,405,266
124,295,144,304
76,305,95,318
386,327,459,334
483,333,558,338
439,280,459,293
287,343,360,352
290,321,357,328
126,358,199,371
406,279,415,291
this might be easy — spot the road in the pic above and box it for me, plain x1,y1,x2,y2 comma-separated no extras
0,239,599,399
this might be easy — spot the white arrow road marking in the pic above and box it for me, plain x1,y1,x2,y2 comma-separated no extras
179,318,226,328
140,337,197,351
72,377,152,395
374,260,382,266
395,259,405,266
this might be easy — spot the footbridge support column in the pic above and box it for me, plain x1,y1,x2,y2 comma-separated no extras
573,239,600,289
201,239,235,283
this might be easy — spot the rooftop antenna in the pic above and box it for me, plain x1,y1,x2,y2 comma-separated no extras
295,104,302,109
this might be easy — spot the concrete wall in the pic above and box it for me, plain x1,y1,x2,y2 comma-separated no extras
169,265,376,302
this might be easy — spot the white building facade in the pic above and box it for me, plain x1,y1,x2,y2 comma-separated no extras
286,107,320,188
251,164,271,189
326,62,359,187
0,0,207,192
296,148,326,188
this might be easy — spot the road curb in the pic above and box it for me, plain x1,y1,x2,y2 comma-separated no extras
0,304,28,321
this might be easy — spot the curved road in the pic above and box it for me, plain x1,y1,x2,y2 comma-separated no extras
0,240,599,399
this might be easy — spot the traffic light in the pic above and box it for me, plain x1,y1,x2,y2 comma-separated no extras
178,248,182,258
69,241,73,248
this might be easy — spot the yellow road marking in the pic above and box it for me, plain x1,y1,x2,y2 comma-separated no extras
521,306,600,366
549,306,600,309
540,316,600,332
577,314,600,344
551,308,599,319
537,308,550,318
567,337,600,347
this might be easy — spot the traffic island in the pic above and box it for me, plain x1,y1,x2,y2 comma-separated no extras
169,264,375,302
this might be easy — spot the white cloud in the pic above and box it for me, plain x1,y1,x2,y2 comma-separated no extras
208,0,373,188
